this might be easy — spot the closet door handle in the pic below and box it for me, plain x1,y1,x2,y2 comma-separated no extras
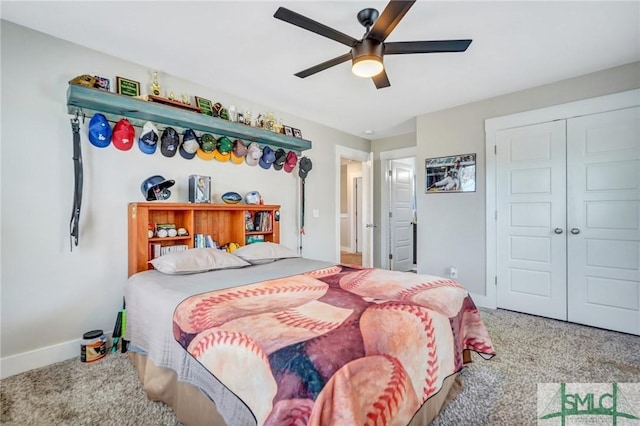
571,228,581,235
554,228,563,234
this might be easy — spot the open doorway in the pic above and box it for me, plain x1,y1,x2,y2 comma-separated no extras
335,146,373,267
340,159,363,265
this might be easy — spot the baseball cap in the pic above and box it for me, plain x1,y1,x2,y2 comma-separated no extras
245,142,262,166
112,118,135,151
259,146,276,169
179,129,199,160
213,136,232,162
197,133,217,160
138,121,159,154
298,156,313,179
283,150,298,173
230,139,247,164
88,113,111,148
160,127,179,157
272,148,286,171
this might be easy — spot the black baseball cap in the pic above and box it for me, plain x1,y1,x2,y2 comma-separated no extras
298,156,313,179
272,148,287,170
160,127,179,157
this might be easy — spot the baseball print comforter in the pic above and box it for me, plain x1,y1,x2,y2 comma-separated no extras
172,264,495,426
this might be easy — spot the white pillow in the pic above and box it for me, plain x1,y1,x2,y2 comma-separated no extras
232,242,300,265
149,248,250,274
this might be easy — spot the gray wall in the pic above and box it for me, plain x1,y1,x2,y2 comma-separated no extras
0,21,368,366
416,61,640,296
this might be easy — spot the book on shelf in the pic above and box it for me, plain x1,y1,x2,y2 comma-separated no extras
194,234,219,249
253,211,272,232
149,243,188,260
246,235,265,244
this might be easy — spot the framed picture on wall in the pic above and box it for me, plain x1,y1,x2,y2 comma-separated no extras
425,153,476,193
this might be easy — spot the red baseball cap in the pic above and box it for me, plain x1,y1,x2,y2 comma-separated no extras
112,119,135,151
284,150,298,173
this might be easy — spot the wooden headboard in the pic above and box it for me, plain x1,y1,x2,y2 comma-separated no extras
127,202,280,277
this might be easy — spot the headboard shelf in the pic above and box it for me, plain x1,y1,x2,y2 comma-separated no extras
128,202,281,276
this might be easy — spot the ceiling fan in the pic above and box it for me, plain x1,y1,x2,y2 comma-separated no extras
274,1,472,89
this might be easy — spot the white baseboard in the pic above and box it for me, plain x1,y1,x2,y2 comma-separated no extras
469,291,496,310
1,331,113,379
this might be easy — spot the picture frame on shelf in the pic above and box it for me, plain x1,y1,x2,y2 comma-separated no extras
92,74,112,92
292,128,302,138
195,96,213,116
425,153,476,193
283,126,293,137
116,76,141,97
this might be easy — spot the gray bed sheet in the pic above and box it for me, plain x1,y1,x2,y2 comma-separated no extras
125,257,335,426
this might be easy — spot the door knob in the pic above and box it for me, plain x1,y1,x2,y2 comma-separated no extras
554,228,563,234
571,228,581,235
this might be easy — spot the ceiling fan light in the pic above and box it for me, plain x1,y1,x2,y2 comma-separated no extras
352,56,384,78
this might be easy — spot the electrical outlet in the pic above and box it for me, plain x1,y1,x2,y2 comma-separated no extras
449,266,458,279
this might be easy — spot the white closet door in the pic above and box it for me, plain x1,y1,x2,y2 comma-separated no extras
496,120,568,320
567,106,640,335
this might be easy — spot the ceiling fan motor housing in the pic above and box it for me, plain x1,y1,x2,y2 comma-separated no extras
352,38,384,62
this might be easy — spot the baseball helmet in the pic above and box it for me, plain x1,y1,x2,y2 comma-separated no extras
140,175,175,201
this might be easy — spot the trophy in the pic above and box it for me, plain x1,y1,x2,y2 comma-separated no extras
150,70,161,96
229,105,238,122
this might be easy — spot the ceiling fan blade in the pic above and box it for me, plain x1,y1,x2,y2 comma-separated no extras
366,1,415,43
295,52,352,78
372,69,391,89
385,39,473,54
274,7,358,47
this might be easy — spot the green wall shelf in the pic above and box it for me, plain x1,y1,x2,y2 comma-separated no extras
66,84,312,153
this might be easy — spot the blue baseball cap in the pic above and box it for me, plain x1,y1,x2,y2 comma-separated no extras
259,146,276,169
138,122,159,155
88,113,111,148
179,129,198,160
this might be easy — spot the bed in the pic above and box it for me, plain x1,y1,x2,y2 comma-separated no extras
124,245,495,425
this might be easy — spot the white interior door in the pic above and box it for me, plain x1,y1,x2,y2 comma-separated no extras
566,106,640,335
496,120,568,320
389,160,414,271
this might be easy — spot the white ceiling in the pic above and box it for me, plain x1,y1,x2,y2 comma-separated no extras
2,1,639,139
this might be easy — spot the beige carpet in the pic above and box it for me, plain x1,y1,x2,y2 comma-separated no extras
1,308,639,425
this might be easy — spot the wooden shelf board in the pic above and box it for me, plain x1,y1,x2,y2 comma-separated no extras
68,84,312,153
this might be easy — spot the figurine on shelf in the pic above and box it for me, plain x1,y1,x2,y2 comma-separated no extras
229,105,237,122
244,111,252,126
150,70,161,96
167,91,176,101
181,93,190,105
